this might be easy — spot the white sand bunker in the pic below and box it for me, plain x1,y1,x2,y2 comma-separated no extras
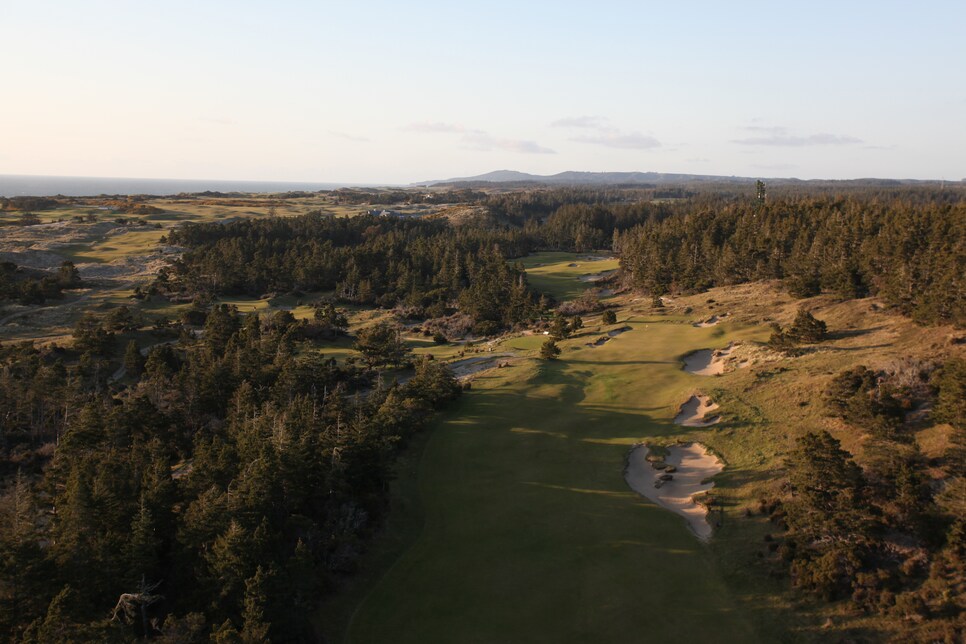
578,269,617,283
447,353,516,380
692,313,728,328
607,325,632,337
586,325,631,347
624,443,723,541
682,342,736,376
673,394,721,427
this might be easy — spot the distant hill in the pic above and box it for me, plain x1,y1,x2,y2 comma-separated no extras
417,170,940,188
418,170,766,187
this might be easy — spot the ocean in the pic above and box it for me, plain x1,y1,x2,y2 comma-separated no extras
0,174,365,197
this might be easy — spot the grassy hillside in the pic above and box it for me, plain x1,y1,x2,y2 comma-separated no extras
343,310,765,643
329,255,963,642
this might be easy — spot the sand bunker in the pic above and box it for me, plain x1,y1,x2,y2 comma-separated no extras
624,443,723,541
607,325,632,338
447,353,516,380
692,313,728,328
578,269,617,283
586,336,610,348
673,394,721,427
682,343,736,376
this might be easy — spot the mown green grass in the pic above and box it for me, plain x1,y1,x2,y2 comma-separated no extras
341,314,781,643
335,285,932,642
61,229,166,263
519,252,620,301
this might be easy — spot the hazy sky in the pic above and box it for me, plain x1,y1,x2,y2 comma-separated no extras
2,1,964,183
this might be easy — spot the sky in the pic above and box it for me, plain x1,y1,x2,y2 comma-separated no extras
2,1,964,184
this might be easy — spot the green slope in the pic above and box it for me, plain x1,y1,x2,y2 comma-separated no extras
346,315,762,643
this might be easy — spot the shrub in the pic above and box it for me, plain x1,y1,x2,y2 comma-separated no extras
540,338,561,360
787,308,828,343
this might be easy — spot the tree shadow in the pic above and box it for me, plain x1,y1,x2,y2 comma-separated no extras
825,325,886,340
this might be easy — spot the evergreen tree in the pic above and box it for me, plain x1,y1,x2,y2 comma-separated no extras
549,315,570,340
354,322,410,368
123,340,145,379
72,313,115,355
787,308,828,343
934,357,966,430
239,566,271,643
540,338,561,360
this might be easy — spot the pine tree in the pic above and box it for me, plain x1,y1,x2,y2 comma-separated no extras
127,497,161,585
0,472,49,636
540,338,561,360
784,431,870,543
934,357,966,430
239,566,271,643
788,308,828,343
549,316,570,340
123,340,145,379
354,322,410,368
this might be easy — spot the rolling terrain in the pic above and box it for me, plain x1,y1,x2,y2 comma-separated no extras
328,255,964,642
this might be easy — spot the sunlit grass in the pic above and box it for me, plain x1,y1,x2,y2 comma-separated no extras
519,251,620,301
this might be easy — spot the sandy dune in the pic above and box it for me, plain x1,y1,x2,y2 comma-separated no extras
673,394,721,427
624,443,723,541
681,342,735,376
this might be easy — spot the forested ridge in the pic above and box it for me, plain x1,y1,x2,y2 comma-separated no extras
615,194,965,325
0,305,461,641
162,214,540,330
487,188,965,326
161,189,964,327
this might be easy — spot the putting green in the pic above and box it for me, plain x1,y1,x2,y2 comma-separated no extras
344,315,762,643
519,252,620,301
